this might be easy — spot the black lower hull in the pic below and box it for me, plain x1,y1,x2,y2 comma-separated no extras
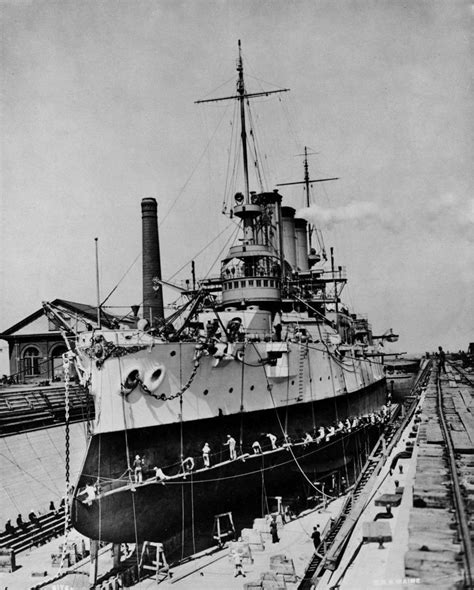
73,379,386,546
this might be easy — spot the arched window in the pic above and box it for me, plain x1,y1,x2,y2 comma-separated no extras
23,347,40,376
50,345,67,380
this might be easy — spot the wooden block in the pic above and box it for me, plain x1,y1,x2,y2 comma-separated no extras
362,521,392,542
241,528,265,550
374,493,402,507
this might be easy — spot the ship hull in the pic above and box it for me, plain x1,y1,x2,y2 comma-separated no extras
72,378,386,544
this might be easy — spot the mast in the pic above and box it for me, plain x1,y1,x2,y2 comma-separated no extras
237,40,250,204
276,147,338,251
195,41,289,219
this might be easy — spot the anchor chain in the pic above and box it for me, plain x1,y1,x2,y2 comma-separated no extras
85,334,148,369
121,348,203,401
56,351,73,576
63,353,71,502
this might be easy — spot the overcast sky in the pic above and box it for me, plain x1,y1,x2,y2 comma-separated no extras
1,0,472,355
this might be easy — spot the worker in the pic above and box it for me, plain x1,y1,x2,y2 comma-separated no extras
316,426,325,444
202,442,211,467
311,525,321,550
269,518,280,543
252,440,262,454
224,435,237,460
28,510,40,528
438,346,446,373
153,467,169,482
325,425,335,441
303,432,313,446
233,551,246,577
266,433,277,450
77,483,96,506
133,454,144,483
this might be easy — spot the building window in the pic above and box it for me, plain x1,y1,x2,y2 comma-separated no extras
50,344,67,380
23,346,40,376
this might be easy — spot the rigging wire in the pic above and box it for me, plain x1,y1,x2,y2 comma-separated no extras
246,100,266,192
98,99,234,309
167,222,236,282
222,99,239,212
198,223,240,282
160,101,233,228
250,342,337,502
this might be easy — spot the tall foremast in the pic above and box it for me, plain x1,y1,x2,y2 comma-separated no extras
196,42,290,311
236,40,251,205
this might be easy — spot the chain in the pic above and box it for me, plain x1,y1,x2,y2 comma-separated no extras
56,352,72,576
122,348,202,402
63,354,71,500
84,334,148,369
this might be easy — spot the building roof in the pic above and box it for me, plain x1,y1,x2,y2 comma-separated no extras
0,298,133,338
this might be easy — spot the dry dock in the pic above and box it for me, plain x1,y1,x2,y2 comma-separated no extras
1,359,473,590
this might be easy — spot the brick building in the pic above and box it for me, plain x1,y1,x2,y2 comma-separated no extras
0,299,131,383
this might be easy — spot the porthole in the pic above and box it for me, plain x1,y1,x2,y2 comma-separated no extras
203,389,209,396
151,368,162,382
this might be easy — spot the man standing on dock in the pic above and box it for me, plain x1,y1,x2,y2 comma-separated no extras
311,525,321,551
438,346,446,373
233,551,246,577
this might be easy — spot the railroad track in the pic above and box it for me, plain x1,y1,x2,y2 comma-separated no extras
436,362,474,589
297,360,432,589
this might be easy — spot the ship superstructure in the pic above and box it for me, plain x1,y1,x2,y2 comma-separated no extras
44,42,387,549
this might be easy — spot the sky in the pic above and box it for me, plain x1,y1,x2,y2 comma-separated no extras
1,0,473,358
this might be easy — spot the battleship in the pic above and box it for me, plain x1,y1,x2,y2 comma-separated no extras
43,42,388,550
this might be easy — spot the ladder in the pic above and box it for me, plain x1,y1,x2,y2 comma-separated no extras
212,512,235,546
139,542,169,583
297,344,307,401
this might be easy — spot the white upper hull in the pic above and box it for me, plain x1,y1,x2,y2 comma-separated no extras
76,330,384,434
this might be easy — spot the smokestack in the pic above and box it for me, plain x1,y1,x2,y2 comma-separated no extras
142,198,164,324
294,218,309,272
281,206,297,270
